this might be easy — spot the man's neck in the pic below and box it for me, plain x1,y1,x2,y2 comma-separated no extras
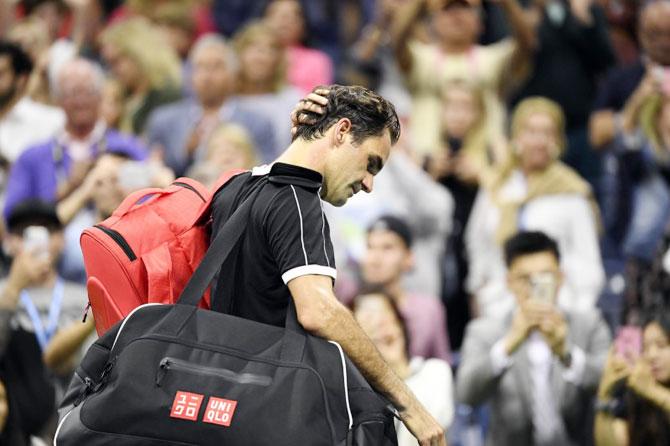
200,95,228,114
0,94,22,120
274,139,327,176
32,270,58,289
65,122,97,140
385,279,407,306
438,39,474,55
239,80,273,96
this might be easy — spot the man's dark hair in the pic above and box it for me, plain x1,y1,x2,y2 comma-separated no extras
293,85,400,146
503,231,560,267
6,199,62,235
0,41,33,77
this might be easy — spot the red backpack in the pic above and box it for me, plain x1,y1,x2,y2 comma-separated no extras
81,170,244,336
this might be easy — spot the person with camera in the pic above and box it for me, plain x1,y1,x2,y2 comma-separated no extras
456,231,611,446
595,310,670,446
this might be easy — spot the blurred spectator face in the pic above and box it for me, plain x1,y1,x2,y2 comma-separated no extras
432,2,480,47
354,293,408,366
158,24,193,59
441,84,481,139
206,130,255,172
102,43,143,92
239,34,282,87
362,229,413,286
101,80,123,129
640,2,670,66
56,61,102,130
514,112,559,172
643,321,670,384
4,226,65,272
30,0,63,41
191,43,235,107
265,0,305,47
89,155,129,219
506,250,561,306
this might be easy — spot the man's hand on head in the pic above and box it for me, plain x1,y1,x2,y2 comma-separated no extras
290,87,330,136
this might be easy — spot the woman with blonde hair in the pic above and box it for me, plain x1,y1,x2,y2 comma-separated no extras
465,97,604,316
100,17,182,135
186,123,259,188
233,20,302,151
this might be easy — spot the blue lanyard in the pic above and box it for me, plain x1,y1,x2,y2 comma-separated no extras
19,278,65,351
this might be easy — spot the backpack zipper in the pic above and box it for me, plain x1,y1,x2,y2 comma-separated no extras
156,356,272,387
94,225,137,261
172,181,206,202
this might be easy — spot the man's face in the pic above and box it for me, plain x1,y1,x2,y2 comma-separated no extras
432,3,480,47
362,230,412,286
191,45,235,107
57,69,102,129
265,0,305,46
507,251,562,306
640,4,670,66
0,56,19,108
321,126,391,207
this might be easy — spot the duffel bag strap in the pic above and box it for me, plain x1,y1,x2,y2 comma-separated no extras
177,178,268,307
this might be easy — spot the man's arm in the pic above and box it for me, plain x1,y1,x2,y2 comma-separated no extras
389,0,426,74
498,0,537,53
288,274,446,446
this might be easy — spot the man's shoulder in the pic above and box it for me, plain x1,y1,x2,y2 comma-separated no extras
565,308,607,331
147,99,193,125
16,139,56,165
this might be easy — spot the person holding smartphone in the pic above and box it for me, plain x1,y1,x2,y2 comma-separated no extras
456,230,611,446
0,199,94,443
595,310,670,446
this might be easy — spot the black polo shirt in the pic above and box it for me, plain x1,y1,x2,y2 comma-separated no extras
210,163,337,327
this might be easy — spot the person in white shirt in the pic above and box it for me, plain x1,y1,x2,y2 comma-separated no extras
466,97,604,317
353,289,454,446
0,41,64,163
457,230,611,446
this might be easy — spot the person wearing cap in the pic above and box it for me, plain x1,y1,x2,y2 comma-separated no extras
361,215,451,363
391,0,536,160
0,199,94,409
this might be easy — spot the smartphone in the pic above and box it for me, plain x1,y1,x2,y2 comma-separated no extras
529,272,557,302
614,326,642,364
117,161,153,192
23,226,50,261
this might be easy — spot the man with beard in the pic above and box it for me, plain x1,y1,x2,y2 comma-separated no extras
0,41,63,164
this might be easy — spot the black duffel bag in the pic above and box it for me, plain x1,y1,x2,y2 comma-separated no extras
55,176,398,445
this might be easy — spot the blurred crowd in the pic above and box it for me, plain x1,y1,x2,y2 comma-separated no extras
0,0,669,445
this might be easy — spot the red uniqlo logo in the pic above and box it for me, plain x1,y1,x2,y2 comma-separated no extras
170,391,204,421
203,397,238,427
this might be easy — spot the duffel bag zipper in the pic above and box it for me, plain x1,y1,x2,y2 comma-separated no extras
156,357,272,387
94,225,137,261
172,181,206,202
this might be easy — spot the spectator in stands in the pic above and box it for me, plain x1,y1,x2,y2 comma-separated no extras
3,58,148,281
391,0,535,158
509,0,615,185
595,310,670,446
361,215,451,363
427,79,492,349
0,200,93,403
186,122,259,188
457,231,611,446
466,97,604,317
151,1,198,61
146,34,277,176
233,20,302,150
263,0,334,93
352,288,454,446
0,41,63,164
590,0,670,150
100,17,182,134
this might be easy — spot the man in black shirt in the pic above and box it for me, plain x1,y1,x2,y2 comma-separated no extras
210,85,445,446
